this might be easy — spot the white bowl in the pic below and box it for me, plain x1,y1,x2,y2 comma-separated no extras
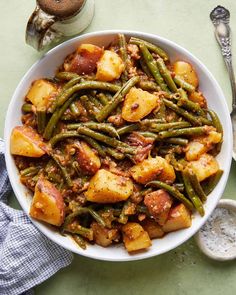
4,30,233,261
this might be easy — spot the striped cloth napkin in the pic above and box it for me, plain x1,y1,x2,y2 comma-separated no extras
0,139,73,295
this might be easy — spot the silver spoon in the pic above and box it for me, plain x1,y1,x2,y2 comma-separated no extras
210,5,236,160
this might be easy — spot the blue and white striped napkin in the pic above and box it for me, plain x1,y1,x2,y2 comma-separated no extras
0,139,73,295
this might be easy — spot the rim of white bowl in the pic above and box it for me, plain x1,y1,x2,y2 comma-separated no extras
4,30,233,261
195,199,236,261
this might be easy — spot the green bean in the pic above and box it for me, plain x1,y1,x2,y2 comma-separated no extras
50,76,82,113
118,33,128,82
63,206,105,231
57,81,120,107
96,93,109,105
130,37,169,61
187,170,207,202
146,180,194,210
65,226,93,241
138,80,160,92
67,122,119,138
20,166,41,177
149,121,191,132
49,131,80,147
163,137,188,146
156,58,177,92
173,183,185,192
72,234,87,250
76,126,135,154
96,76,140,122
69,102,81,116
37,108,47,134
158,126,208,139
117,124,139,135
88,95,102,109
182,170,205,216
163,98,202,125
50,152,72,187
139,43,169,92
139,58,152,77
140,118,165,125
173,75,195,92
202,170,223,196
77,135,106,157
155,99,166,120
177,89,206,117
104,146,125,160
84,122,119,138
22,103,34,113
80,95,98,121
138,131,157,139
136,205,150,216
44,94,78,140
55,72,79,81
118,200,134,224
208,110,223,133
158,145,183,155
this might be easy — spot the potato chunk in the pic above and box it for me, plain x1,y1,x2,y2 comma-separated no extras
162,204,192,233
65,44,103,74
10,126,46,157
85,169,133,203
189,91,206,108
76,141,101,175
187,153,219,182
96,50,124,81
122,222,152,252
173,61,199,88
121,87,159,122
186,131,222,161
144,189,173,225
91,222,120,247
30,177,65,226
26,79,56,109
141,219,165,238
130,156,175,184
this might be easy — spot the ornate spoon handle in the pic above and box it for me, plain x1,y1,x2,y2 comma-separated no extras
210,5,236,111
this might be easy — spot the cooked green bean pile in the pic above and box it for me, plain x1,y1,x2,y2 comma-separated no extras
11,34,223,252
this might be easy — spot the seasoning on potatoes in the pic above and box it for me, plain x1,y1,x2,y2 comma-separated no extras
122,222,152,252
10,126,46,157
173,61,199,88
30,177,65,226
85,169,133,203
130,156,176,184
122,87,160,122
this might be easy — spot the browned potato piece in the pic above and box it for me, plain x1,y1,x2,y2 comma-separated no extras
96,50,124,81
173,61,199,88
76,141,101,175
85,169,133,203
91,222,120,247
10,126,46,157
162,204,192,233
130,156,176,184
141,219,165,238
121,87,160,122
122,222,152,252
186,153,219,182
26,79,57,109
186,131,222,161
144,189,173,225
30,177,65,226
189,91,206,108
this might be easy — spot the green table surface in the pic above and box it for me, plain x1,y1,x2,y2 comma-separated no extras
1,0,236,294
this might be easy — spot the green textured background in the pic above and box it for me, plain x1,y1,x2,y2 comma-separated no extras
1,1,236,294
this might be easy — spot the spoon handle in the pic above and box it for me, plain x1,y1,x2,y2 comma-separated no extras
210,5,236,111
